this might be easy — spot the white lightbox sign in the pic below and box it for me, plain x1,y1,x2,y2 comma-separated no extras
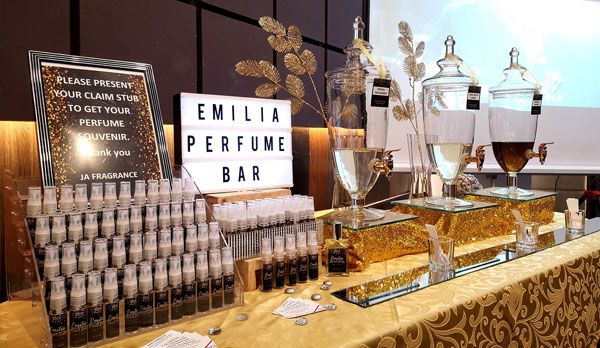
175,92,293,194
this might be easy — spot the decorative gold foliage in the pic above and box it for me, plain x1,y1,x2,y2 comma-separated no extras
289,97,303,115
341,104,358,120
235,60,263,77
403,56,417,77
287,26,302,50
255,83,279,97
415,62,426,81
258,60,280,83
286,74,305,98
300,50,317,75
398,37,412,55
415,41,425,58
405,99,415,118
393,105,411,121
268,35,292,53
284,53,306,75
398,21,413,41
390,80,401,101
342,80,365,97
258,17,286,36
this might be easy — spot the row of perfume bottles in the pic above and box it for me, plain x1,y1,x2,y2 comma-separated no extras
260,232,320,291
26,178,197,216
37,222,224,282
27,199,209,249
27,197,208,242
46,250,235,347
212,195,316,234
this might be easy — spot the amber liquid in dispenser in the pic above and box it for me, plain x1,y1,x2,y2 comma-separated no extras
492,142,534,173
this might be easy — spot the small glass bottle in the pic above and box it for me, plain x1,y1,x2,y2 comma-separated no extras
119,181,132,208
133,180,146,206
285,234,298,286
44,244,60,311
194,198,207,224
86,270,104,343
181,253,197,316
325,222,349,276
129,206,143,234
153,258,169,325
182,200,195,226
261,238,273,291
159,179,171,204
90,183,103,210
123,264,139,333
158,203,171,230
128,233,143,266
111,236,126,298
103,268,120,339
51,215,66,247
34,216,50,277
158,229,172,259
172,227,185,257
146,179,159,205
49,276,68,348
185,224,198,254
43,186,58,215
74,183,88,212
84,211,98,242
208,222,221,250
197,223,209,252
101,208,115,240
297,232,308,283
59,185,74,213
69,274,88,347
145,204,158,232
169,256,184,320
104,182,117,210
143,231,158,263
196,251,210,313
60,243,76,306
171,201,183,227
222,246,235,305
27,186,43,217
137,261,154,328
307,230,319,280
93,238,108,274
209,249,223,309
77,240,93,275
273,236,285,289
68,212,83,248
183,178,196,201
171,178,183,202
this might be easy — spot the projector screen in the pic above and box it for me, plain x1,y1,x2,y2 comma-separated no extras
370,0,600,174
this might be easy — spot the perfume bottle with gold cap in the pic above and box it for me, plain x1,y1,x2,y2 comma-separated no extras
325,222,349,276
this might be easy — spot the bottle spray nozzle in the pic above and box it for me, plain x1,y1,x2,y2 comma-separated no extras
50,276,66,312
196,250,209,280
209,249,222,278
123,264,138,297
86,270,103,305
169,256,182,286
222,246,234,275
103,268,119,302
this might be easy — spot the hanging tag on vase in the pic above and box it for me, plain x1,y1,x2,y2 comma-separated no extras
371,78,391,107
531,94,543,115
466,85,481,110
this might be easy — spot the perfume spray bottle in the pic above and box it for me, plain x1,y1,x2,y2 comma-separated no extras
78,240,93,275
43,186,58,215
44,244,60,311
326,221,349,276
69,274,88,347
104,182,117,210
119,181,132,208
137,261,154,328
209,249,223,309
59,185,74,212
171,178,183,202
128,233,143,265
171,201,183,227
186,224,198,254
86,270,104,343
111,236,126,298
93,238,108,273
143,231,158,263
183,178,196,201
307,230,319,280
208,222,221,250
285,234,297,286
101,208,115,240
222,246,235,305
147,179,159,205
51,215,66,246
103,268,120,339
145,204,158,232
273,236,285,289
90,183,103,210
158,203,171,230
158,229,172,259
297,232,308,283
159,179,171,204
74,184,88,212
133,180,146,206
61,243,76,305
68,212,83,247
182,253,197,316
153,258,169,325
183,200,195,226
196,251,210,313
35,216,50,277
116,207,129,237
84,211,99,242
49,276,68,348
130,206,143,233
197,223,209,252
172,227,184,257
169,256,184,320
27,186,42,217
261,238,273,292
195,198,207,224
123,264,139,333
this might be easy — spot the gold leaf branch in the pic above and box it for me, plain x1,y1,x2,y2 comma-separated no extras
234,16,327,123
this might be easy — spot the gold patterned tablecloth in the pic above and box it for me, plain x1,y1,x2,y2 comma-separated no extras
2,213,599,347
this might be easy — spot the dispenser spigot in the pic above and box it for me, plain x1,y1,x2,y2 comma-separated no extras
370,149,399,179
464,144,490,171
527,142,553,165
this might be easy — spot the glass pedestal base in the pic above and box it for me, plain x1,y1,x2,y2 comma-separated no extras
490,187,534,198
426,196,474,208
326,207,384,225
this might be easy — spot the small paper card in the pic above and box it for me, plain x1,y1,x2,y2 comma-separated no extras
371,78,391,107
142,330,216,348
273,297,326,318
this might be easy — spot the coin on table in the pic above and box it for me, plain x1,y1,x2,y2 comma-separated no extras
324,303,337,311
295,317,308,326
208,327,222,335
323,280,332,286
236,313,249,321
319,284,330,291
284,288,295,294
311,294,322,301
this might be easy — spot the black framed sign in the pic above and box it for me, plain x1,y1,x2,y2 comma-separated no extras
29,51,172,188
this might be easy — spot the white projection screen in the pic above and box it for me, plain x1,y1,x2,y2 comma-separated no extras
370,0,600,174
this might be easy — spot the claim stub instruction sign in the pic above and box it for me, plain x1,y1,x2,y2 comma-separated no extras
175,93,293,194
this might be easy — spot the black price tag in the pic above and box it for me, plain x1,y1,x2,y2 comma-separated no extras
531,94,543,115
466,85,481,110
371,78,391,107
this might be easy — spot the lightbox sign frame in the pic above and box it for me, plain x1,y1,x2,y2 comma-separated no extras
174,92,293,194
